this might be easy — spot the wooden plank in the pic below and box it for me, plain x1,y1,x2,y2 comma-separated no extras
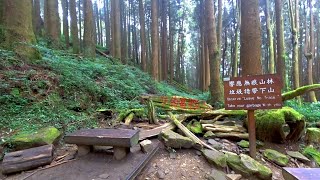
2,144,53,174
282,168,320,180
64,129,139,147
139,122,176,140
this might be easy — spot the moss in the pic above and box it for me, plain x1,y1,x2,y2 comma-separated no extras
251,107,305,143
204,131,215,139
237,140,249,148
187,120,203,134
282,84,320,101
303,146,320,166
202,149,227,168
305,128,320,144
10,126,61,150
263,149,289,166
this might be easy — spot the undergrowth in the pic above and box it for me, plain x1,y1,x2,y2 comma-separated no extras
0,45,207,135
285,100,320,126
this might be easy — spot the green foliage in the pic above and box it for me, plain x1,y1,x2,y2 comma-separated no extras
285,100,320,125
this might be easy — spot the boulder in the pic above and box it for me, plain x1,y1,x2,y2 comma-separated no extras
244,107,305,143
237,140,249,148
305,128,320,144
226,174,242,180
161,129,194,149
10,126,61,150
303,146,320,166
225,152,272,180
208,139,223,150
207,169,227,180
263,149,289,167
204,131,215,139
287,151,310,163
202,149,227,168
140,139,153,153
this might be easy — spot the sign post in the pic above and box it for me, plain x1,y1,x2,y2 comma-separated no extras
224,74,282,158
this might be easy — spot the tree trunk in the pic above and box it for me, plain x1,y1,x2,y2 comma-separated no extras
169,1,174,83
205,0,223,105
275,0,286,88
83,0,96,58
120,0,127,63
240,0,262,76
264,0,275,74
306,0,317,102
46,0,61,48
32,0,43,37
70,0,80,54
139,0,147,72
1,0,40,60
161,0,168,81
78,0,83,51
95,2,101,45
112,0,121,59
104,0,110,49
151,0,159,81
62,0,70,48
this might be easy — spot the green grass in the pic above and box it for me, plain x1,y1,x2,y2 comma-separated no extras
285,100,320,126
0,45,206,136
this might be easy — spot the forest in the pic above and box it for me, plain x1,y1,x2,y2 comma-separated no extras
0,0,320,179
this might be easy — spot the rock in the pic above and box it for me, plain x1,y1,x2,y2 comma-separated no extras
244,107,305,143
263,149,289,167
207,169,227,180
306,128,320,144
226,174,242,180
130,144,141,153
287,151,310,163
202,149,227,168
98,173,110,179
225,152,272,180
303,146,320,166
237,140,249,148
237,140,264,148
169,152,177,159
204,131,215,139
161,129,194,149
187,120,203,134
156,170,165,179
10,126,60,150
208,139,223,150
140,139,153,153
196,150,202,156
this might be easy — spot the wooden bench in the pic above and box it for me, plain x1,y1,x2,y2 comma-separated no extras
64,129,139,160
283,168,320,180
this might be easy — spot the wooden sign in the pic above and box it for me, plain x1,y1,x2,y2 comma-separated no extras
224,74,282,110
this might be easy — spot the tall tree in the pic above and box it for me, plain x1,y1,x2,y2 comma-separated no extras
83,0,96,58
104,0,110,49
264,0,275,73
139,0,147,71
70,0,80,53
305,0,317,102
205,0,223,105
161,0,168,80
1,0,40,60
240,0,262,75
45,0,61,48
32,0,43,37
111,0,121,59
275,0,286,88
151,0,159,81
62,0,70,48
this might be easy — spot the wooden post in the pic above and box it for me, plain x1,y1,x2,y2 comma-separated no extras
247,110,256,158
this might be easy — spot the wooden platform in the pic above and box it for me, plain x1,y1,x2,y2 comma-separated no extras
283,168,320,180
64,128,139,160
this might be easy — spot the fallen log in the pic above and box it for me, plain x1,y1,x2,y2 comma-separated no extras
213,132,249,141
282,84,320,101
168,112,217,152
124,112,135,125
202,124,247,133
139,122,176,140
95,48,115,63
199,115,224,124
2,144,53,174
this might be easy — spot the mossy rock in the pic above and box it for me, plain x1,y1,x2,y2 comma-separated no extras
204,131,215,139
303,146,320,166
202,149,227,168
225,152,272,180
305,128,320,144
237,140,249,148
245,107,305,143
161,129,194,149
187,120,203,134
10,126,61,150
263,149,289,167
